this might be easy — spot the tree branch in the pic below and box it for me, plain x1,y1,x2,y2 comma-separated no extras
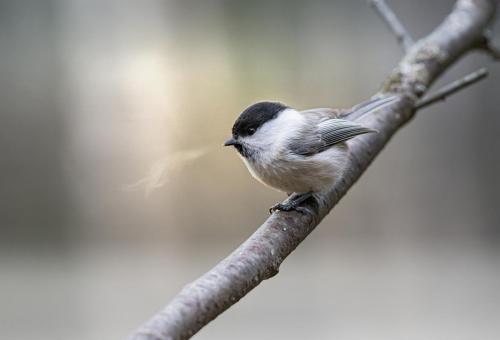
416,68,489,110
130,1,497,339
369,0,414,51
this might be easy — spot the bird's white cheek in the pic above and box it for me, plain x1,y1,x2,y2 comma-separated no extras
239,133,272,150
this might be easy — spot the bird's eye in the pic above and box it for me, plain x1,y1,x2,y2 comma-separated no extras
248,128,256,135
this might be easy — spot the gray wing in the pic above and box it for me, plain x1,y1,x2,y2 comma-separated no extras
318,118,375,146
289,117,375,156
289,96,399,156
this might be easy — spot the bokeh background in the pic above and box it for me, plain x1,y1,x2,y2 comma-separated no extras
1,0,499,339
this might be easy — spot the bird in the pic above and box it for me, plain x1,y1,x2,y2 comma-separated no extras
224,96,399,213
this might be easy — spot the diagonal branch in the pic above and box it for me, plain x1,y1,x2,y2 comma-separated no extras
130,1,497,340
369,0,414,51
416,68,489,109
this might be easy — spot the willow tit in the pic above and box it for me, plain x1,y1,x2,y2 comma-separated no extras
224,96,398,213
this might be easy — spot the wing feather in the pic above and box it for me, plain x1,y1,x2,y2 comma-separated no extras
318,118,376,147
288,95,399,156
288,118,375,156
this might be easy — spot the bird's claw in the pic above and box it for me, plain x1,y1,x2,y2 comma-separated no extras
269,202,294,214
269,193,313,214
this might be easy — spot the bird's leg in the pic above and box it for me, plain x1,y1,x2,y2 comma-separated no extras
269,192,313,214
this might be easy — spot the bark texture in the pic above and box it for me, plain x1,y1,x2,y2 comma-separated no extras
130,1,497,339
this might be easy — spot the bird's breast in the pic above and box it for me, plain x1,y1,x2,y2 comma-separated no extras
242,147,344,194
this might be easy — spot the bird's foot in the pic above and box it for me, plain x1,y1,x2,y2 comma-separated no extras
269,192,313,214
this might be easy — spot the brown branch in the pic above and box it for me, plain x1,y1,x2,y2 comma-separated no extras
129,1,497,339
416,68,489,110
369,0,414,51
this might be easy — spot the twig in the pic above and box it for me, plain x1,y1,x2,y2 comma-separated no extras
369,0,414,51
416,68,489,110
478,37,500,60
129,1,497,339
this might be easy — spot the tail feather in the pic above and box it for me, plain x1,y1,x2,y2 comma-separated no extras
340,95,400,121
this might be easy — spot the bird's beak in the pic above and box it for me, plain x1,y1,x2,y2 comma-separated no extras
224,137,237,146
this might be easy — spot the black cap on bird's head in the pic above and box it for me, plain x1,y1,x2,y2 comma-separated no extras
224,101,287,148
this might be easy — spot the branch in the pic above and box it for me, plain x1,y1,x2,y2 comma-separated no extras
130,1,497,339
369,0,414,51
415,68,489,110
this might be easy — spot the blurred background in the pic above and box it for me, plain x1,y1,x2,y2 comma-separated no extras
1,0,499,339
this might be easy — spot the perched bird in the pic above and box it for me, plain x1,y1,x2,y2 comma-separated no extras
224,96,399,213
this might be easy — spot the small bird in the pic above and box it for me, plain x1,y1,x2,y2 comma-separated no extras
224,96,398,213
